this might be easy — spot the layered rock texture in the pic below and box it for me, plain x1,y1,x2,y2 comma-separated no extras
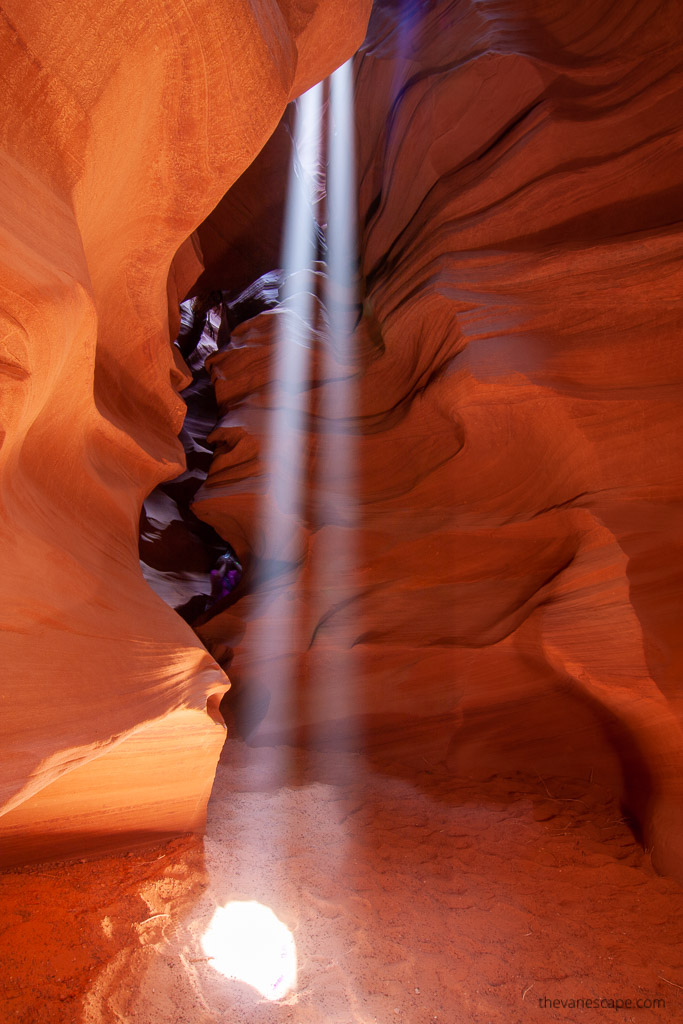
188,0,683,878
0,0,371,864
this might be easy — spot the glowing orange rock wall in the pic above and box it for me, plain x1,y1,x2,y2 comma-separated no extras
0,0,371,864
193,0,683,878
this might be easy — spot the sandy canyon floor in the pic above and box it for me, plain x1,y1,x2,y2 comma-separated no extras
1,740,682,1024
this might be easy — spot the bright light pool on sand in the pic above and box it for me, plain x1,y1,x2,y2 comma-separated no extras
201,900,297,1001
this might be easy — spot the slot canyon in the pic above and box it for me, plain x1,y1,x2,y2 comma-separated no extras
1,0,683,1020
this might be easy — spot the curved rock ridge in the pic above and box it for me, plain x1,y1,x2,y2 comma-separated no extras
190,0,683,878
0,0,371,864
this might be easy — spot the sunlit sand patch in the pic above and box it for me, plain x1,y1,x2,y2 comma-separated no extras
201,900,297,1001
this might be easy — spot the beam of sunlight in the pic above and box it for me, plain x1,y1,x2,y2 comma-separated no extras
269,80,323,552
325,59,359,353
201,60,362,1020
201,901,297,1001
240,82,323,748
306,58,361,750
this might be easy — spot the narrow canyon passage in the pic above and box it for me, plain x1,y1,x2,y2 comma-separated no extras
3,0,683,1021
1,742,682,1024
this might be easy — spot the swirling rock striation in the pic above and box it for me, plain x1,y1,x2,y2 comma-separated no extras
192,0,683,879
0,0,371,864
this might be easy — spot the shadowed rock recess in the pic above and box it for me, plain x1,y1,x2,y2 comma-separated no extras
182,0,683,881
0,0,371,864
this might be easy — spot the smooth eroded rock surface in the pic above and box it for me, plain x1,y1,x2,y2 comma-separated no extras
0,0,371,863
191,0,683,878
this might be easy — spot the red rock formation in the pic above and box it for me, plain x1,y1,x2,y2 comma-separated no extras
192,0,683,879
0,0,371,864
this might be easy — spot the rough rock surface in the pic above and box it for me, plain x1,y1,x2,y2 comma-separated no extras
191,0,683,879
0,0,371,864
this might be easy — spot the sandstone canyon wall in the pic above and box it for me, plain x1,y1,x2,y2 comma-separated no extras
0,0,371,864
189,0,683,879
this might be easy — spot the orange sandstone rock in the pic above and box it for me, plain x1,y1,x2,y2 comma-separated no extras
192,0,683,879
0,0,371,865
